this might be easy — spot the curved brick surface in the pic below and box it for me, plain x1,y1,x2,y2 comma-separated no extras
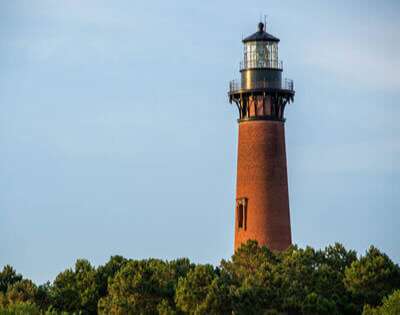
234,120,292,252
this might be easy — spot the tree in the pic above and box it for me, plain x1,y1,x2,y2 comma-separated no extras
50,259,99,314
220,241,280,314
98,259,184,315
315,243,358,315
74,259,99,314
302,292,337,315
344,246,400,308
5,279,38,305
275,246,322,314
221,240,278,285
35,282,51,311
363,290,400,315
0,266,22,294
168,258,194,285
96,255,128,298
1,243,399,315
157,299,177,315
50,269,79,313
323,243,357,273
273,243,358,315
175,264,231,315
0,302,41,315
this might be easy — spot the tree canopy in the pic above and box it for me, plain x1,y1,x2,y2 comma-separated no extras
0,242,399,315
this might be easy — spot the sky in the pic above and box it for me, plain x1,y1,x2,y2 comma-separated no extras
0,0,399,284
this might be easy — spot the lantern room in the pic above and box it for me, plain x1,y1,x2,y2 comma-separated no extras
242,22,281,70
228,22,294,121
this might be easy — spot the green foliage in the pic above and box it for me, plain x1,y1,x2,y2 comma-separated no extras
175,264,231,314
344,246,400,308
362,290,400,315
220,240,279,314
0,266,22,294
0,302,41,315
302,292,337,315
221,240,278,284
276,246,320,313
43,306,78,315
98,258,192,315
324,243,357,273
157,299,177,315
35,283,51,311
0,242,399,315
50,259,98,314
270,243,359,315
5,280,38,305
95,256,128,298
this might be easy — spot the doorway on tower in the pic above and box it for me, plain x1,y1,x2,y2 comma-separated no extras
236,198,248,230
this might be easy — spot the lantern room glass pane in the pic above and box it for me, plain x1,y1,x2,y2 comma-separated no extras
243,41,279,69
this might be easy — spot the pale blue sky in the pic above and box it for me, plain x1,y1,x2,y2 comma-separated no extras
0,0,399,283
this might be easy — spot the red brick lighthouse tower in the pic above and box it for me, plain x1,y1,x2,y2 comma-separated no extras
228,22,295,252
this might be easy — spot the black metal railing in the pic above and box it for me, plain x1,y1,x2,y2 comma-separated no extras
229,78,294,93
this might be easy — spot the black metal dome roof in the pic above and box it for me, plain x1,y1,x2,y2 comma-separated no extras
242,22,280,43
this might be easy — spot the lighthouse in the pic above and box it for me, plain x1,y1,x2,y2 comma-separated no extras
228,22,295,252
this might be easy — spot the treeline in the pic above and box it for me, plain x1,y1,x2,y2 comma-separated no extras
1,241,400,315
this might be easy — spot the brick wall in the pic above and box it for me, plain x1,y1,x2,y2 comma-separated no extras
234,120,292,252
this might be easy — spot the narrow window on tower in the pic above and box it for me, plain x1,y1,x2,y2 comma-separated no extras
238,204,244,228
236,198,247,230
